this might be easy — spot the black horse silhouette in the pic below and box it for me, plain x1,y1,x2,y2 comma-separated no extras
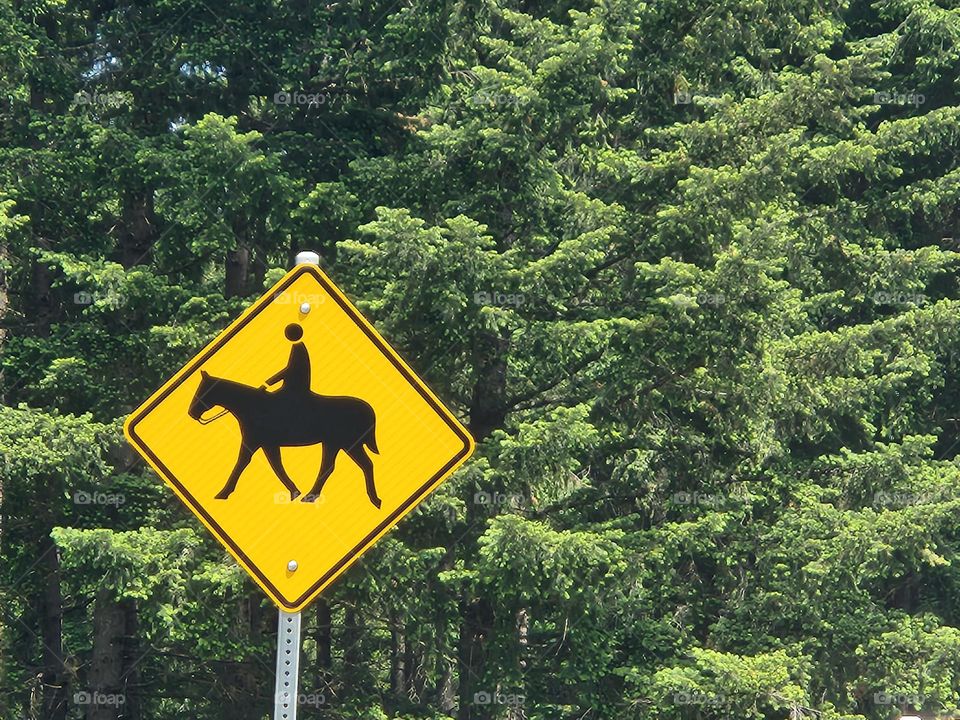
188,370,381,507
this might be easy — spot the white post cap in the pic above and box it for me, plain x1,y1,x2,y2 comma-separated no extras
295,250,320,266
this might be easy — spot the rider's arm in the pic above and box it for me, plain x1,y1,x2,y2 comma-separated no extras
264,367,286,386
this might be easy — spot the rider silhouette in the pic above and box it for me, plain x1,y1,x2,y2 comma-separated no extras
263,323,311,395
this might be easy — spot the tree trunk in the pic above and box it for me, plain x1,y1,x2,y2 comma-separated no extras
389,608,405,698
11,601,39,717
455,596,494,720
436,624,455,715
434,552,456,715
120,600,142,720
229,593,264,719
0,244,6,716
404,632,420,699
39,533,67,720
29,237,54,337
457,327,509,719
504,608,529,720
225,247,251,299
315,599,332,705
468,327,511,441
0,241,7,400
516,607,529,673
87,588,125,720
116,189,156,269
251,251,267,291
343,605,361,669
342,604,366,701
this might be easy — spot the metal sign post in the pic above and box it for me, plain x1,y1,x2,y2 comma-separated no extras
274,610,302,719
272,251,317,720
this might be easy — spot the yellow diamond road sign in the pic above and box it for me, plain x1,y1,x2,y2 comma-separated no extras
124,264,475,612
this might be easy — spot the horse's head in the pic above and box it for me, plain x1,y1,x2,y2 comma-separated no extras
188,370,217,421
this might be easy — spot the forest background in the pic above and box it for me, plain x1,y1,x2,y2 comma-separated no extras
2,0,960,718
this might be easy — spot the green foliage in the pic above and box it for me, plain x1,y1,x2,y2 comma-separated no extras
3,0,960,717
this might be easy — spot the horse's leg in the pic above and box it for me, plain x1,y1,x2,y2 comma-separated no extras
302,446,339,503
215,441,257,499
345,445,381,509
263,446,301,501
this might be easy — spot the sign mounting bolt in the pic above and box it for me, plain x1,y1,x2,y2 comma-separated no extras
287,560,299,572
300,302,310,314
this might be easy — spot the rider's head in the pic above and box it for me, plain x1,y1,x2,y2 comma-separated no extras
285,323,304,342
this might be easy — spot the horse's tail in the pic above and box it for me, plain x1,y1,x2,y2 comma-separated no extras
365,424,379,454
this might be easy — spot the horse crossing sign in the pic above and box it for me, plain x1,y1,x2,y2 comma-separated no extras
124,261,475,612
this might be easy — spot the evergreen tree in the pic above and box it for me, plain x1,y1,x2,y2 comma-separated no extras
2,0,960,718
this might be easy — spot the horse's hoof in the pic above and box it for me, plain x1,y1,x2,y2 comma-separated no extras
290,490,301,501
215,491,231,500
302,494,318,503
371,496,382,509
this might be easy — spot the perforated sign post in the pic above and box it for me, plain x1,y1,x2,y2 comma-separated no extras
124,252,474,719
